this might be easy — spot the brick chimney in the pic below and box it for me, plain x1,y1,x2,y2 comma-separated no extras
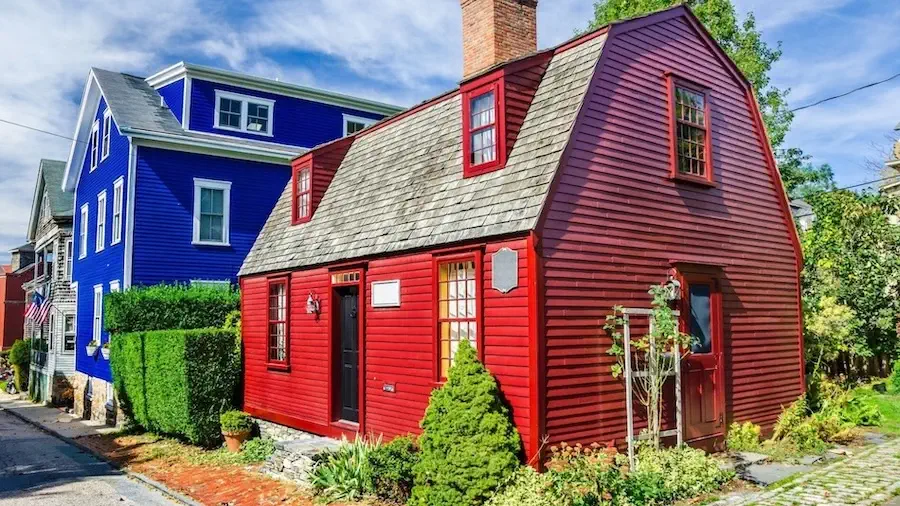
461,0,538,78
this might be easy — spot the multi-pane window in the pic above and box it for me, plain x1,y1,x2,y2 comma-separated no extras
48,313,55,352
674,85,709,178
268,280,288,363
63,314,76,352
295,167,311,221
112,178,123,244
90,121,100,171
79,204,88,258
247,103,270,133
193,179,231,245
218,97,242,129
96,191,106,252
92,285,103,344
102,110,112,160
64,239,73,280
343,114,376,136
469,91,497,166
437,260,478,379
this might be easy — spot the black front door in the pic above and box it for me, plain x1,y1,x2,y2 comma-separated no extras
338,287,359,423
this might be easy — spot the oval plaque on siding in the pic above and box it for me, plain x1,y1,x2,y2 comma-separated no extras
492,247,518,293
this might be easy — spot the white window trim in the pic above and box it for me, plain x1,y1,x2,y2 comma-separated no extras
64,238,73,281
96,191,107,252
192,178,232,247
63,313,76,354
110,280,120,293
92,284,103,344
343,113,377,137
101,109,112,161
90,121,100,171
213,90,275,137
111,177,124,245
79,204,89,259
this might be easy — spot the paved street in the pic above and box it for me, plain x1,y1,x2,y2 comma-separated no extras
0,409,177,506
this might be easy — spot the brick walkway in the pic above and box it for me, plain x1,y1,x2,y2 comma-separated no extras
717,438,900,506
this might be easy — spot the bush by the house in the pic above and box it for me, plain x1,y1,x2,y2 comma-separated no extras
369,435,419,504
110,328,241,446
220,410,253,434
771,398,827,453
726,421,762,452
633,445,733,501
7,339,30,392
890,360,900,392
484,467,555,506
410,340,522,506
310,436,378,503
105,284,239,334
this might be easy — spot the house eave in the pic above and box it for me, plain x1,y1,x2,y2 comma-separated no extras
125,127,304,164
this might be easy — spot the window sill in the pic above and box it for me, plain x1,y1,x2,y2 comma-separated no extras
192,240,231,247
95,247,105,253
672,173,717,188
267,363,290,373
213,125,274,138
110,239,121,246
464,160,504,178
331,420,359,432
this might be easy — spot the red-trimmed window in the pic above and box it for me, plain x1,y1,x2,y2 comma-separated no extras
668,76,713,184
436,258,479,379
462,79,506,177
293,166,311,223
267,278,289,366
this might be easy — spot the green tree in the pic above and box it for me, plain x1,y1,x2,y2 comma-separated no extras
587,0,791,149
801,191,900,368
778,148,836,199
410,340,521,506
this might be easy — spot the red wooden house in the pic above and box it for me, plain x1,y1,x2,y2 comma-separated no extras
239,0,803,460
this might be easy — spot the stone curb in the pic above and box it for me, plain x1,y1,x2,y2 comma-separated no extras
0,401,204,506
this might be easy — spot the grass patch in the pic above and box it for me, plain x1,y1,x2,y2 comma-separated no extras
0,380,7,392
862,389,900,436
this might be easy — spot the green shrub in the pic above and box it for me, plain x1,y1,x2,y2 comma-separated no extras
547,453,628,506
110,328,241,446
633,445,733,501
220,410,253,434
890,360,900,393
238,437,275,463
485,467,555,506
222,310,242,333
105,284,239,334
726,422,762,452
8,339,30,392
771,399,828,453
410,340,522,506
369,435,419,504
310,436,378,503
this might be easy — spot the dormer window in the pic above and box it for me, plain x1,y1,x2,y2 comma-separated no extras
667,75,714,185
292,166,312,224
214,90,275,136
343,114,377,137
462,79,506,178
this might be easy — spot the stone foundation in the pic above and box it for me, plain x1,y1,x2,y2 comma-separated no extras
72,372,124,426
255,418,341,485
51,374,75,408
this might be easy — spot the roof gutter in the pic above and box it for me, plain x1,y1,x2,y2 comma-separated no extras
122,127,303,161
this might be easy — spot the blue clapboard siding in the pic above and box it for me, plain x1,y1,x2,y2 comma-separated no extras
72,97,130,382
157,79,185,124
131,146,290,286
188,78,385,147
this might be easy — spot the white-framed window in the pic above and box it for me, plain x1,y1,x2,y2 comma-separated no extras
63,313,76,353
48,313,55,352
79,204,89,258
90,121,100,171
193,179,231,246
111,177,124,245
96,191,107,252
343,114,377,137
110,280,120,293
101,109,112,161
64,238,73,280
213,90,275,136
92,284,103,344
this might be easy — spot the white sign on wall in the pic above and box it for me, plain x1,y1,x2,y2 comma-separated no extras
372,280,401,307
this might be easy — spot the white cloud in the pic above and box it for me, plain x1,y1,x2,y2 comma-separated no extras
735,0,852,30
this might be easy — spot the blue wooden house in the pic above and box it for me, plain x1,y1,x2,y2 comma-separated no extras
61,62,402,423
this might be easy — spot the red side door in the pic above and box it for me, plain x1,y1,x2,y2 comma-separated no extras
680,271,726,442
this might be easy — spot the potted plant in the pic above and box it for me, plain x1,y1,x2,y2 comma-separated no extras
220,410,253,452
85,340,99,357
100,342,110,360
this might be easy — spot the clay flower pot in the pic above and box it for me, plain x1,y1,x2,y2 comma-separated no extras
223,430,251,453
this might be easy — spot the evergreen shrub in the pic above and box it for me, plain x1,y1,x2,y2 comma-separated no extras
105,284,239,334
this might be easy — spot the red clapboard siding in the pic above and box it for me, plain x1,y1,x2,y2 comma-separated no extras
538,15,802,447
243,237,535,456
504,54,551,161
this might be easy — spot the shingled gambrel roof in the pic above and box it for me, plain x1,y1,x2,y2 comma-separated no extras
240,34,607,276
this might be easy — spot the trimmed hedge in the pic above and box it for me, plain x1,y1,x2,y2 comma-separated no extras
105,284,240,334
110,328,241,446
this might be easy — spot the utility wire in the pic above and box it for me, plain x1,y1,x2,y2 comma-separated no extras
835,173,900,191
0,118,83,144
790,72,900,113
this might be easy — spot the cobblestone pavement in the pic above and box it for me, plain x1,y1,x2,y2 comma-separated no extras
717,437,900,506
0,409,176,505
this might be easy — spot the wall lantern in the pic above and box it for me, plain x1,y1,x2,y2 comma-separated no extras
306,292,321,316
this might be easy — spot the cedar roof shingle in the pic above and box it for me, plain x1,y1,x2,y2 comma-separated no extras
240,34,607,276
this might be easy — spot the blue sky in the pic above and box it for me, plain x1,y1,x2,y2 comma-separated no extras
0,0,897,264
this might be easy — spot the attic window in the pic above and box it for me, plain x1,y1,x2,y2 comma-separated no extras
214,90,275,136
292,166,312,224
462,79,506,178
668,75,714,185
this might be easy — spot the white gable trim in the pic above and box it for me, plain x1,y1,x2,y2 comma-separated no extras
64,70,104,192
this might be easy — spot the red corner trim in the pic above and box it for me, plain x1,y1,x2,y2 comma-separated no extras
526,231,546,468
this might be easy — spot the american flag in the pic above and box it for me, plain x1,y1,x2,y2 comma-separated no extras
25,292,51,324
